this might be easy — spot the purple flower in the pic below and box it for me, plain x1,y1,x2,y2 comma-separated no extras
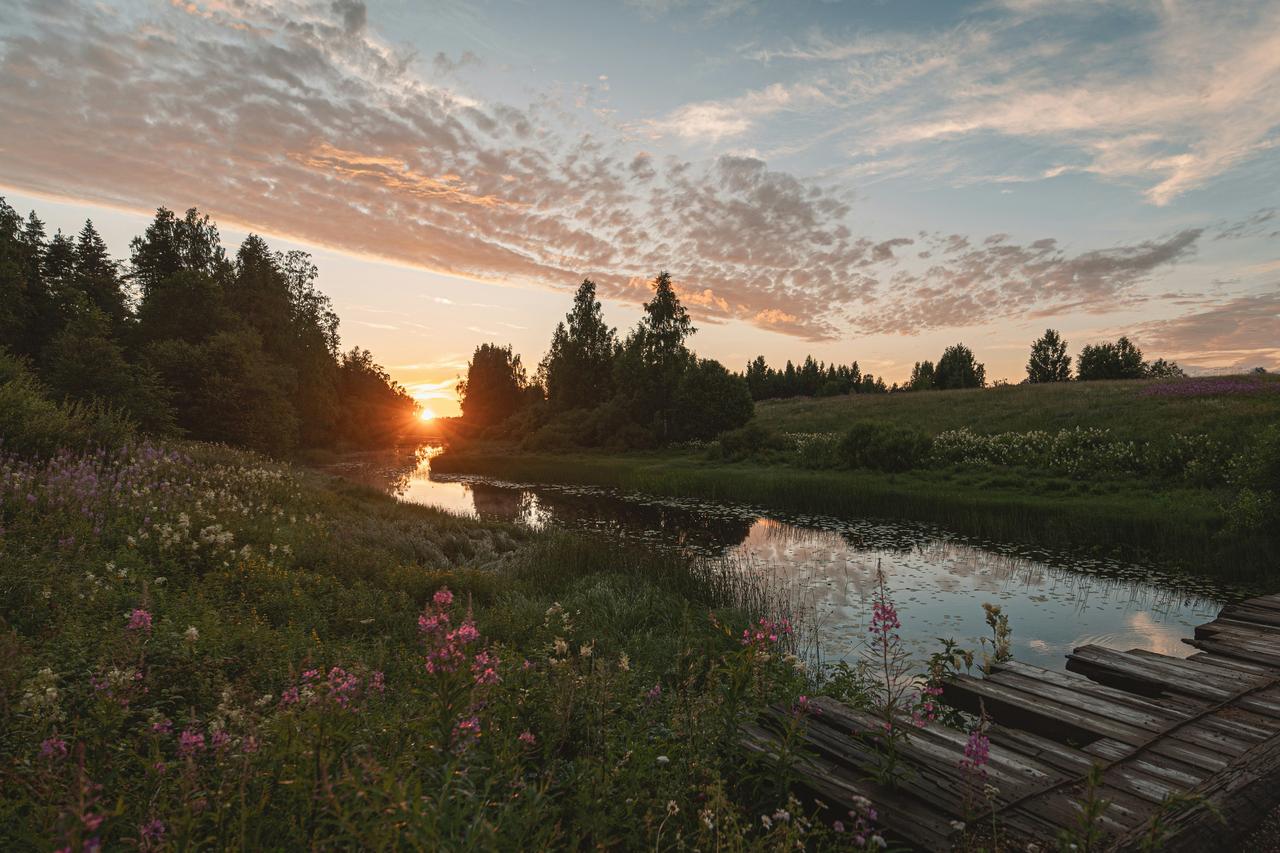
177,728,205,757
127,609,152,633
39,736,68,760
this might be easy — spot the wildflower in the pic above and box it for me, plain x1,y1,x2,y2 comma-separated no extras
666,800,679,817
656,755,670,766
960,727,990,772
183,625,199,643
833,820,845,833
39,736,68,760
553,637,569,656
618,652,630,671
210,729,230,750
645,682,662,702
950,820,966,832
579,642,593,658
452,715,481,745
127,608,153,633
772,808,790,823
761,815,773,830
139,819,165,850
700,808,715,830
370,671,385,693
150,718,173,736
433,587,454,608
518,730,536,746
178,728,205,757
870,835,887,848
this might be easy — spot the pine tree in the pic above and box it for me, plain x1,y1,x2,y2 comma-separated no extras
74,221,129,327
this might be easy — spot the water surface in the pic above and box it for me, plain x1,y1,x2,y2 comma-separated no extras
325,447,1242,671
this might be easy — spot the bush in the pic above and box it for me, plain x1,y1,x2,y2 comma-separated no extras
838,422,933,472
0,352,136,456
712,422,788,462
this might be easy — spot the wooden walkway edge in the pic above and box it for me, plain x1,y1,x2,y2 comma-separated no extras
745,593,1280,852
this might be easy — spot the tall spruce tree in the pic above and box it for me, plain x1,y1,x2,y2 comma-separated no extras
540,279,617,410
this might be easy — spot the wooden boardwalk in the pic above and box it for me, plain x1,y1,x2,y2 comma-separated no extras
743,593,1280,851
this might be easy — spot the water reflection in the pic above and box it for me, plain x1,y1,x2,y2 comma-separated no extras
323,447,1243,671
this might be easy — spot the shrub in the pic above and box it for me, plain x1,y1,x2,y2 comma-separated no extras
712,422,788,462
0,352,136,456
838,422,933,472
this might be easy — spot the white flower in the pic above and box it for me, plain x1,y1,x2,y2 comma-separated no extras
950,820,966,832
183,625,199,643
656,755,669,766
760,815,772,830
618,652,630,671
666,800,679,817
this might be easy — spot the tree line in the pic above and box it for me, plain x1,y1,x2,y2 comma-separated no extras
456,274,753,448
0,198,415,454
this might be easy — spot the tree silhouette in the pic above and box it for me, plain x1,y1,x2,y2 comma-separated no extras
1026,329,1072,382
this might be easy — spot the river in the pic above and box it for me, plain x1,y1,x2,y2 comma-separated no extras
325,446,1245,672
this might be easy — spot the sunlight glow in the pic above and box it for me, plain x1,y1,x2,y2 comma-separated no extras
419,408,437,421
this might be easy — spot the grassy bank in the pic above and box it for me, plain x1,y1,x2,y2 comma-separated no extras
3,439,894,850
432,449,1246,572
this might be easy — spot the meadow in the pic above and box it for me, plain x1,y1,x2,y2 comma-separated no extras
1,434,922,849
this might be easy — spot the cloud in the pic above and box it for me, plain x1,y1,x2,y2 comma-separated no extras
1132,291,1280,369
648,83,827,143
0,0,1224,345
742,1,1280,204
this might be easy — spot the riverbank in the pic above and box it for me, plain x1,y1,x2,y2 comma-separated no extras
3,438,858,849
431,445,1266,582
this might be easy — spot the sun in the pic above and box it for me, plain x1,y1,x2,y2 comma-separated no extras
419,407,437,421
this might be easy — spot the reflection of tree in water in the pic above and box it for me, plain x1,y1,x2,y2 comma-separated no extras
468,483,536,523
470,485,755,555
324,450,423,497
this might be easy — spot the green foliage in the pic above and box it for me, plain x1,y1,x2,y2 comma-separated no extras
1077,336,1146,380
0,198,414,455
457,343,530,427
539,279,617,411
0,351,136,455
712,422,790,462
672,359,754,441
934,343,986,390
839,422,933,472
909,359,936,390
1027,328,1072,382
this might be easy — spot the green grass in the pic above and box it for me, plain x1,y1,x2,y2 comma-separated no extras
2,439,845,850
754,375,1280,448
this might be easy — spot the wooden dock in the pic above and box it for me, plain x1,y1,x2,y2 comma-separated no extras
742,593,1280,851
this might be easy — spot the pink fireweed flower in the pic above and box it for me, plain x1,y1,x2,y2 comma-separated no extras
645,682,662,702
127,609,153,633
518,730,536,746
432,587,454,608
279,687,300,707
177,728,205,757
452,715,481,745
39,736,68,760
326,666,360,708
960,727,990,772
210,729,230,750
472,651,500,686
370,671,385,694
151,718,173,735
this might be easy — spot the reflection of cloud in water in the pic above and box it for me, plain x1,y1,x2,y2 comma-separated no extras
323,450,1242,672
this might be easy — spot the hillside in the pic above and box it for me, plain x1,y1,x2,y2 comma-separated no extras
753,374,1280,448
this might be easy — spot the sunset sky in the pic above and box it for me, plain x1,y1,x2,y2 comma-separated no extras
2,0,1278,415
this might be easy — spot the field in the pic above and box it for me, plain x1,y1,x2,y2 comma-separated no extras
753,375,1280,447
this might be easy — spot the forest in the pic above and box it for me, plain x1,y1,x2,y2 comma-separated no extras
0,199,416,455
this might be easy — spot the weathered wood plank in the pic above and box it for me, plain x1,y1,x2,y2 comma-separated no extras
943,673,1152,747
1189,636,1280,669
996,659,1204,719
1112,731,1280,852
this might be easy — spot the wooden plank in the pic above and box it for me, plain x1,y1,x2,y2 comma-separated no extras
987,669,1181,732
1112,731,1280,853
1218,605,1280,628
1184,652,1279,676
1204,617,1280,638
943,674,1151,747
996,659,1204,719
1185,637,1280,669
1066,645,1236,702
740,723,957,851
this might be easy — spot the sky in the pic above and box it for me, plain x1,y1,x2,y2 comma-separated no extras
1,0,1278,415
